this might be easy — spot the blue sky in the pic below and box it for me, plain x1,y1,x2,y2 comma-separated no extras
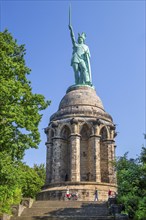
1,1,145,167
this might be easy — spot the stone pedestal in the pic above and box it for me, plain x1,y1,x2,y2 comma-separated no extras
38,85,117,201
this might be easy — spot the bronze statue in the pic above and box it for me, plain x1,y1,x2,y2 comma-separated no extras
68,6,92,86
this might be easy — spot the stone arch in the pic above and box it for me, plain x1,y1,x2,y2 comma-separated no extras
60,125,71,181
80,123,92,181
80,123,92,139
50,129,55,138
47,128,55,142
100,125,110,140
60,124,71,139
100,126,109,183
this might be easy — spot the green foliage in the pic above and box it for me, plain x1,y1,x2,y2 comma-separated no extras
20,164,45,198
0,152,46,214
0,30,50,160
0,186,22,215
0,30,49,214
33,163,46,182
116,153,141,196
116,148,146,219
0,152,22,214
135,197,146,220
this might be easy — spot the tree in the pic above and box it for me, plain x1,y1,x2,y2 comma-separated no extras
0,30,50,214
116,149,146,219
0,152,22,214
20,164,46,198
0,153,46,214
0,30,50,160
33,163,46,182
135,146,146,219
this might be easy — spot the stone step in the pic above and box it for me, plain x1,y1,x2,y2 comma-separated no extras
21,201,108,217
11,216,114,220
21,207,108,217
32,201,106,208
10,200,113,220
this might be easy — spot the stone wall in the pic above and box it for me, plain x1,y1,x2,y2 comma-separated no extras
80,140,89,181
60,139,71,182
100,142,109,183
38,182,117,201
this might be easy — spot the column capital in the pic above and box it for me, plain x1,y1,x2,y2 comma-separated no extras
69,133,81,138
52,136,62,140
90,134,101,139
45,142,52,146
102,139,115,144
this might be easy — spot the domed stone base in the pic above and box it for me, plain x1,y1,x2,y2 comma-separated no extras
43,85,117,202
37,182,117,201
50,85,112,121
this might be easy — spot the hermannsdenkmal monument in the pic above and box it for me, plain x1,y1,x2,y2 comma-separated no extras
37,10,117,201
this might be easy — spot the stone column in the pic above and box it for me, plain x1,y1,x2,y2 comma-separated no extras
70,134,80,182
45,142,53,184
51,137,61,183
112,143,116,161
94,136,101,182
112,143,117,184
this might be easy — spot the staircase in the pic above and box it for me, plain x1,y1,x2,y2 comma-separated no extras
11,200,114,220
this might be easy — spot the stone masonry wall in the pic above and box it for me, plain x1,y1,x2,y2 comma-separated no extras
80,140,89,181
60,139,71,182
100,142,109,183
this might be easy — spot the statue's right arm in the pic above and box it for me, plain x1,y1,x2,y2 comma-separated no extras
69,25,76,45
